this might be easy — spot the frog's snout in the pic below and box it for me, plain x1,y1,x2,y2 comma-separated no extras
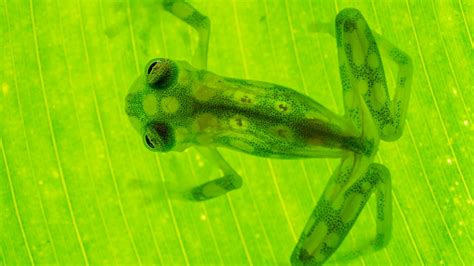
125,75,146,116
124,89,144,119
124,90,147,134
124,93,134,116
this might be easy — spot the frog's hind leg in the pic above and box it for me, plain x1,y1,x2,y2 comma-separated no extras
333,8,413,141
291,157,392,265
162,0,210,69
370,32,413,141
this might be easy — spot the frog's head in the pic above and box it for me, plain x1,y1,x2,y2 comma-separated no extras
125,58,195,153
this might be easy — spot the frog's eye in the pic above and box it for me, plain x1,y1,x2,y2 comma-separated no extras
143,122,175,152
145,59,177,89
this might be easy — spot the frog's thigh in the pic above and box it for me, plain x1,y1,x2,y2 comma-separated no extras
291,163,391,265
335,9,413,141
335,9,387,130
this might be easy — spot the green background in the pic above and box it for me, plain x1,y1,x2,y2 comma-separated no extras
1,0,472,264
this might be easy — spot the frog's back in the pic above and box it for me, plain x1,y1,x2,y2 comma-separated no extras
190,70,371,159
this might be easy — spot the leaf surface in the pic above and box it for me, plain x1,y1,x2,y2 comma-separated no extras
1,0,472,264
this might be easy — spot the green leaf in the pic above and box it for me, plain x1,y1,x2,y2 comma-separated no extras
1,0,472,264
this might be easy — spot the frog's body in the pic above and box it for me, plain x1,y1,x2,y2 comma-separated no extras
124,1,412,265
127,60,373,159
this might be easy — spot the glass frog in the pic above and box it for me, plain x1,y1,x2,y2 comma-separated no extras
124,1,413,265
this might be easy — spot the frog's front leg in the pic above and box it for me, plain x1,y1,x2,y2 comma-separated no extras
163,1,242,201
291,157,391,265
162,0,210,69
184,147,243,201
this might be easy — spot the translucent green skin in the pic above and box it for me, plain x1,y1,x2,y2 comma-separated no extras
126,59,373,159
125,2,412,265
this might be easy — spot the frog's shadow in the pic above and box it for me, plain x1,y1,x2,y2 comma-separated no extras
103,2,191,57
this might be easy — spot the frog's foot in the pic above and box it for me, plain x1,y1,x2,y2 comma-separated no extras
166,173,242,202
104,19,126,38
169,147,243,202
308,21,334,36
166,183,195,202
102,3,128,38
128,178,170,204
185,174,243,201
291,161,392,265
